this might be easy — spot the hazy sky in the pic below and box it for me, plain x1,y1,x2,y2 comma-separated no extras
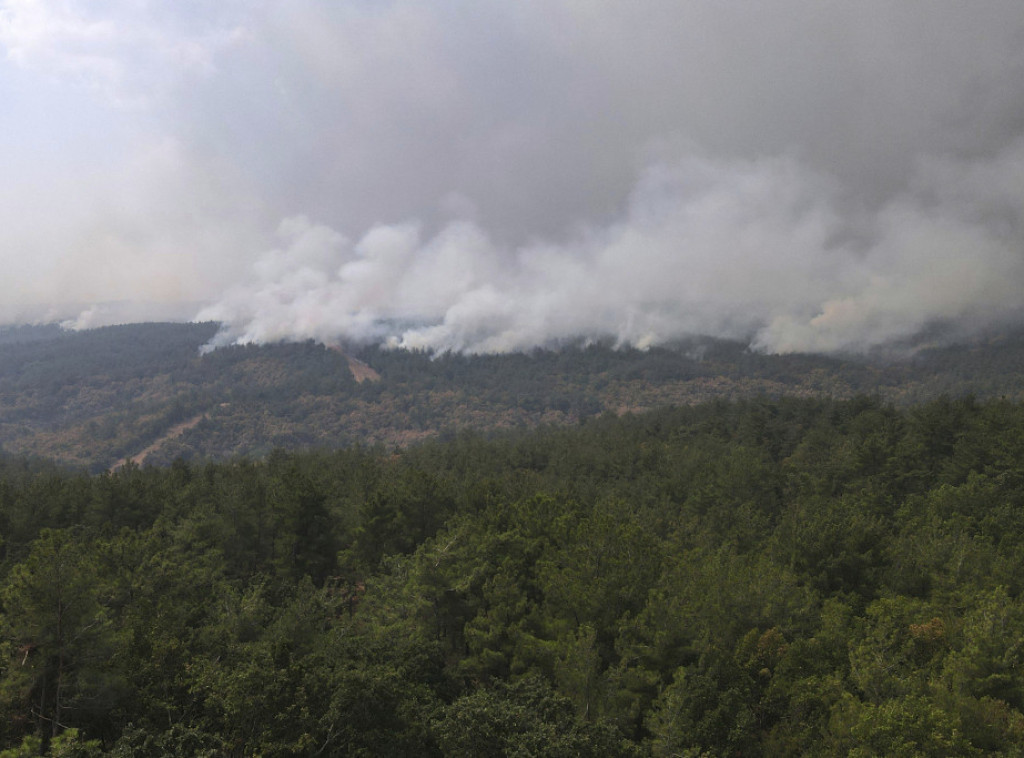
2,1,1023,352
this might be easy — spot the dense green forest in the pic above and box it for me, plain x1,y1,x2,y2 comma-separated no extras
3,396,1024,755
5,321,1024,469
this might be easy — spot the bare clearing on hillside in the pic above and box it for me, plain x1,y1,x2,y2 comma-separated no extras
112,414,206,470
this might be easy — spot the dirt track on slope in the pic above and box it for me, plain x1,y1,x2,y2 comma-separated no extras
111,414,206,470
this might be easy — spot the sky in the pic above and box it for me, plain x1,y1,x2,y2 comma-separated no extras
1,1,1023,354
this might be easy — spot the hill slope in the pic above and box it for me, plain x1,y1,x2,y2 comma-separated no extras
1,321,1024,469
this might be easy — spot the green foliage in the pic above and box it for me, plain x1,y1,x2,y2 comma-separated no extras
2,396,1024,753
435,676,634,758
0,530,126,746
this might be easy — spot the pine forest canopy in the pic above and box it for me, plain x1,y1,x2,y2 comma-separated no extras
1,324,1024,753
1,396,1024,753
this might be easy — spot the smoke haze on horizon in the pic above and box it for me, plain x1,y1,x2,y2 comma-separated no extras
2,2,1024,353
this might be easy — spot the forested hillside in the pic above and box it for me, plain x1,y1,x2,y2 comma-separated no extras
3,396,1024,754
3,322,1024,469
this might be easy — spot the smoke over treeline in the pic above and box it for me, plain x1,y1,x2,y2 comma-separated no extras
2,2,1023,353
199,148,1024,354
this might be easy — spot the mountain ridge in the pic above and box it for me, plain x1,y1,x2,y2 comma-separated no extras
1,321,1023,470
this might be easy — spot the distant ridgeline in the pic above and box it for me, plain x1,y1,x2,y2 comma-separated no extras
0,323,66,345
0,321,1024,468
3,396,1024,753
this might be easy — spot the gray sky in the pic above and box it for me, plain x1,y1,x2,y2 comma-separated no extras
2,1,1023,352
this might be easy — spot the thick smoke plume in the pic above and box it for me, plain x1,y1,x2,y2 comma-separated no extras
200,146,1024,354
1,2,1023,352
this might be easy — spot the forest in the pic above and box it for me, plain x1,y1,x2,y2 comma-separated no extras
3,395,1024,755
5,322,1024,469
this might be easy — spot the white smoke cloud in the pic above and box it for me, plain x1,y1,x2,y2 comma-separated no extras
1,2,1023,352
200,146,1024,354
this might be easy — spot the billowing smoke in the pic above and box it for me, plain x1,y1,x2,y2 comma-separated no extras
200,144,1024,354
2,2,1023,353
